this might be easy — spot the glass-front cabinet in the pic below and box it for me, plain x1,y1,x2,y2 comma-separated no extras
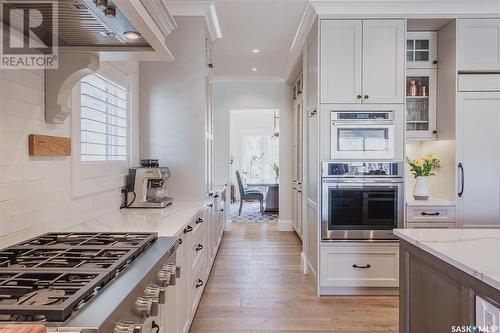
406,31,437,69
406,68,437,139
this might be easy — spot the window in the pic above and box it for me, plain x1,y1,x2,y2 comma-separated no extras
241,134,279,181
80,73,128,161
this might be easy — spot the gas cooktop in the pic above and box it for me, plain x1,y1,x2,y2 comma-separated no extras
0,232,157,322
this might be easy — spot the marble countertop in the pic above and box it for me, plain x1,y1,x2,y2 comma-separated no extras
64,200,206,238
394,228,500,291
406,197,456,206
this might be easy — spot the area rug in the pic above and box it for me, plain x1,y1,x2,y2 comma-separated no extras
230,201,278,224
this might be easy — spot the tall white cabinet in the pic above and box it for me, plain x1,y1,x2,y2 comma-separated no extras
320,19,405,104
456,91,500,228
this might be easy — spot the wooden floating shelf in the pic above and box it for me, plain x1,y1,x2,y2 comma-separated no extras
28,134,71,157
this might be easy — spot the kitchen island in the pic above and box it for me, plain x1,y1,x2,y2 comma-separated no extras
394,229,500,333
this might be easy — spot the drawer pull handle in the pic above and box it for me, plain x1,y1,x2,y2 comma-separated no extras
352,264,371,269
195,244,204,252
196,218,204,224
420,212,440,216
195,279,204,288
183,225,193,234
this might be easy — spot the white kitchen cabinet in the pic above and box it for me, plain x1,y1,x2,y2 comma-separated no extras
406,31,438,69
292,186,304,241
456,91,500,228
363,20,405,104
406,68,437,139
320,19,405,104
305,23,318,111
176,235,189,333
320,20,363,103
320,243,399,288
458,19,500,72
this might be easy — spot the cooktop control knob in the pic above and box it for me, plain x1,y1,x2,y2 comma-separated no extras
161,264,177,285
135,296,153,318
114,320,142,333
144,284,165,304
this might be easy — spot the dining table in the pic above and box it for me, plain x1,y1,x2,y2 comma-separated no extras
246,180,279,213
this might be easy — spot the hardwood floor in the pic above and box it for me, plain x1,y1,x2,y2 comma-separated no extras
189,224,398,333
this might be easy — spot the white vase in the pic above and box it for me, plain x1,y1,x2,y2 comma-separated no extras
413,176,430,200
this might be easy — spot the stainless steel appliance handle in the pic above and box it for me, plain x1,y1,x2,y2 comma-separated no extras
322,179,403,184
458,163,464,197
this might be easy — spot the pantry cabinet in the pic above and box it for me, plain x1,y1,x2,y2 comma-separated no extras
320,19,405,104
458,19,500,72
292,73,305,241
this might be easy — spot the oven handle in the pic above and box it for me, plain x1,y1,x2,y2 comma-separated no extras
322,179,403,184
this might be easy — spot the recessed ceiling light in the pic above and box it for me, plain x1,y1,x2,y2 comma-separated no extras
123,31,142,40
251,67,257,71
251,49,260,53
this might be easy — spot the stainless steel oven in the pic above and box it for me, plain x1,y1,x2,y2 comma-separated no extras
322,162,404,240
330,107,403,161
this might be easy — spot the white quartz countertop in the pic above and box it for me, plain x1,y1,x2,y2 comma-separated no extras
406,197,456,206
394,229,500,291
64,200,206,238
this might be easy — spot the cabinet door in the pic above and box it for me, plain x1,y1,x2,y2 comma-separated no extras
363,20,405,104
320,20,362,103
406,68,437,139
305,26,318,110
296,100,304,184
457,92,500,228
458,19,500,71
406,31,438,69
297,188,303,239
176,239,189,333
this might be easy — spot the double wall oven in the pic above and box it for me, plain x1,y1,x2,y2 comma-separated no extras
322,162,404,241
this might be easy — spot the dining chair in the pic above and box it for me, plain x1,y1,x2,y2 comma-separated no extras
235,170,264,215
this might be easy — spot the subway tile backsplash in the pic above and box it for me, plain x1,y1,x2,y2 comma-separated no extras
0,68,122,247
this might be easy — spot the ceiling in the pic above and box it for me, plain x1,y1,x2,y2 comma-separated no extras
211,0,307,78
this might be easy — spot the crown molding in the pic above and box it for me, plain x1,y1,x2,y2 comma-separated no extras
167,0,222,41
283,3,317,83
311,0,500,18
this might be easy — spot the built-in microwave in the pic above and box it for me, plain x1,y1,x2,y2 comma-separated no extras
330,107,403,161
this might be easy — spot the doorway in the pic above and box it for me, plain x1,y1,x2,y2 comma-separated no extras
229,109,280,224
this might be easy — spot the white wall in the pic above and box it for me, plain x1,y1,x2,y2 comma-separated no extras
405,140,456,201
0,63,138,247
213,80,293,228
139,18,208,201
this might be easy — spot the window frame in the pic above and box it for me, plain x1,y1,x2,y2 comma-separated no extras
71,62,134,197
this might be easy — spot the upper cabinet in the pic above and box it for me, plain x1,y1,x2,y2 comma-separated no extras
407,31,438,69
320,19,405,104
458,19,500,72
320,20,362,104
305,24,319,111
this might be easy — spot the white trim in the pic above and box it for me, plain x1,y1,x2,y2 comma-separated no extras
166,1,222,42
205,4,222,41
71,61,139,198
278,219,293,231
311,0,500,18
284,3,318,83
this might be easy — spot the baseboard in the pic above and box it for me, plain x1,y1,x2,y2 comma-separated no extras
319,286,399,296
278,219,293,231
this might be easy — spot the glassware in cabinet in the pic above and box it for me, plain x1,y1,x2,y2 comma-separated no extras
406,68,436,139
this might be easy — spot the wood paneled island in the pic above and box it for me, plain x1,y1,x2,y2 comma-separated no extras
394,229,500,333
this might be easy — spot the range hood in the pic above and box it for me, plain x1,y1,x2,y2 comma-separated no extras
2,0,176,52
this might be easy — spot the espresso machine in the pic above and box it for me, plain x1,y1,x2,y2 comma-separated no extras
123,159,173,208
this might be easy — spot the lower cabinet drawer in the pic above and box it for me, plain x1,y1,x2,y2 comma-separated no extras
407,205,456,223
188,223,206,275
188,260,205,315
320,244,399,287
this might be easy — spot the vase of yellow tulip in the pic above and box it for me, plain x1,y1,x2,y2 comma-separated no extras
406,155,441,200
